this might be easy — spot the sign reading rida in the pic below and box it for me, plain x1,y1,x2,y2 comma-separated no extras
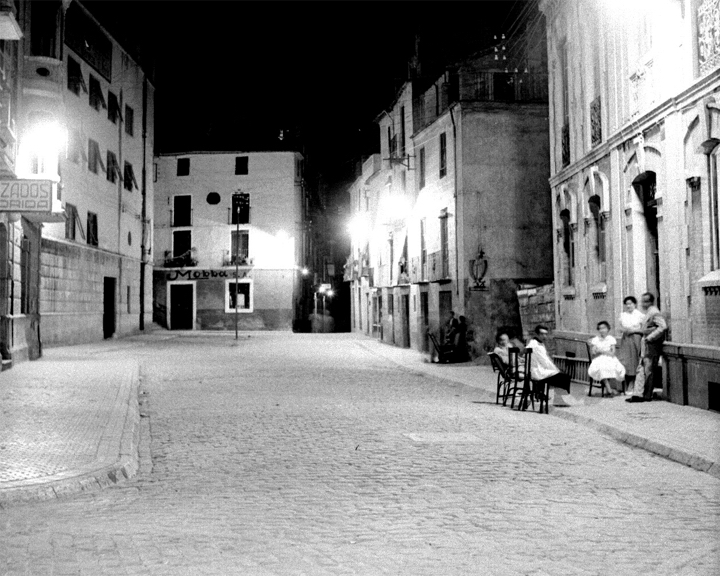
0,180,55,212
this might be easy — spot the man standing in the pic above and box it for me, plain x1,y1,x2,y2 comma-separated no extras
526,325,574,407
626,292,667,403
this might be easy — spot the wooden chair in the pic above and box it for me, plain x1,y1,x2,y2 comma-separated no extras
427,331,454,363
505,347,525,408
515,348,540,412
489,353,514,404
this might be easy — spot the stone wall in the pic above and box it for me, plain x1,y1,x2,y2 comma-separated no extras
517,283,556,341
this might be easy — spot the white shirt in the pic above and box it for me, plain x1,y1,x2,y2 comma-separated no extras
526,339,560,380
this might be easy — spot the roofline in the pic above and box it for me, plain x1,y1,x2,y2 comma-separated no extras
155,150,303,158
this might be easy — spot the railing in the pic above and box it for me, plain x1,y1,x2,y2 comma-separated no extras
222,253,253,267
163,250,197,268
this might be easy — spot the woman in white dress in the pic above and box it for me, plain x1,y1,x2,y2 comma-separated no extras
588,321,626,396
617,296,645,394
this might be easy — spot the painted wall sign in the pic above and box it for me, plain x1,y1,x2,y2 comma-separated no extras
0,180,56,212
166,269,250,281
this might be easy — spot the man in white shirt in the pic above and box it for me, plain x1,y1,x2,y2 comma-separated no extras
526,325,574,407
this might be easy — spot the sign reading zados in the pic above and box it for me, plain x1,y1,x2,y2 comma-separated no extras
0,180,55,212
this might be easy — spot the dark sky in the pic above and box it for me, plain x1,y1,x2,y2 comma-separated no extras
85,0,529,186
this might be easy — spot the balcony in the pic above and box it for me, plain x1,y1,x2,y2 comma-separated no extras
561,122,570,168
222,250,254,267
163,249,197,268
22,56,64,100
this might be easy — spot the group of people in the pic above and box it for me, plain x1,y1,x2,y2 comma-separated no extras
438,311,469,362
492,291,668,405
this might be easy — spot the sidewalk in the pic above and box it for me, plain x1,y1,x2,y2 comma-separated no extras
0,343,141,507
358,337,720,480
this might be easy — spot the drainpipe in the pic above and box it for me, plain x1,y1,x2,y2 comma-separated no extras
140,76,148,330
449,105,459,297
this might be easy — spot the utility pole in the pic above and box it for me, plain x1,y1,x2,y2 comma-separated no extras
232,190,242,340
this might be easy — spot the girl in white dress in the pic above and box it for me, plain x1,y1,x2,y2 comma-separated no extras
588,321,626,397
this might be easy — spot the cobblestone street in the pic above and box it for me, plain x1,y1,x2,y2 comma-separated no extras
1,333,719,575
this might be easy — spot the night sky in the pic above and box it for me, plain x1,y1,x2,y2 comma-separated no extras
85,0,529,188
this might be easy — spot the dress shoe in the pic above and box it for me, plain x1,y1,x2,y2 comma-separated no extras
625,396,645,403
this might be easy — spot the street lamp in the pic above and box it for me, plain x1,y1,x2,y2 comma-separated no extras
231,189,244,340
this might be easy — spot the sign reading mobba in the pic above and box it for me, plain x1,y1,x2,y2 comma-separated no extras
0,180,54,212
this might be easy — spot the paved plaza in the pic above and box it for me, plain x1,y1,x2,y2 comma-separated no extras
1,332,719,575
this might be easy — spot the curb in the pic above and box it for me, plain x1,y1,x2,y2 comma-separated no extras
361,340,720,480
0,362,142,507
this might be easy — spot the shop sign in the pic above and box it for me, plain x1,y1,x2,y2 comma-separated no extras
0,180,57,212
166,269,250,281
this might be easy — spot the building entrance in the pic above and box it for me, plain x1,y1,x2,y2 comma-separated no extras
170,283,194,330
633,171,660,301
103,277,116,339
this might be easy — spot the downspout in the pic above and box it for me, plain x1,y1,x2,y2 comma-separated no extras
449,104,459,297
140,76,148,330
117,89,124,336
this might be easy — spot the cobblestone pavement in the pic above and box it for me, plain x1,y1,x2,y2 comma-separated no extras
1,333,719,575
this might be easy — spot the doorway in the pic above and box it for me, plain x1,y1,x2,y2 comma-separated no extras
103,277,116,339
170,283,194,330
402,294,410,348
633,171,660,301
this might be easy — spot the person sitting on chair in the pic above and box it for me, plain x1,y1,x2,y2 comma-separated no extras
526,325,574,407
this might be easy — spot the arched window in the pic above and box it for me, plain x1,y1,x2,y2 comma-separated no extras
560,208,574,286
588,193,606,280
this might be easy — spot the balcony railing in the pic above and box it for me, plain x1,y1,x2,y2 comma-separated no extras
222,250,253,267
163,249,197,268
590,96,602,146
561,121,570,168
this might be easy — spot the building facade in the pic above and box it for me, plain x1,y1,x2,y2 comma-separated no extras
539,0,720,409
1,1,146,365
346,22,552,356
18,0,154,348
153,151,307,331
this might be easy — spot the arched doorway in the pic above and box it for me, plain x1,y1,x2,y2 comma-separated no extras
632,171,660,301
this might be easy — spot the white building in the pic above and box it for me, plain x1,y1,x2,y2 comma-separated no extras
539,0,720,409
0,0,153,363
153,151,307,331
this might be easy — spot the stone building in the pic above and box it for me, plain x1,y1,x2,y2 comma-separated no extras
539,0,720,409
346,18,552,356
153,151,308,331
1,1,148,364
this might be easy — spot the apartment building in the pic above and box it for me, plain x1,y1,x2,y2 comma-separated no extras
539,0,720,409
346,18,552,356
153,151,307,331
0,1,149,363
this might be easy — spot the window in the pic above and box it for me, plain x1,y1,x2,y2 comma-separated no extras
420,218,427,280
439,132,447,178
124,161,138,191
87,212,98,246
231,192,250,224
588,195,606,280
225,279,253,312
65,3,112,80
235,156,248,175
230,230,249,263
108,91,121,123
65,204,85,240
88,139,105,174
124,105,134,136
560,208,574,286
172,230,191,258
440,210,449,278
173,195,192,227
177,157,190,176
88,75,107,111
106,150,120,183
20,235,30,314
127,286,131,314
67,56,87,95
400,106,406,157
419,147,426,189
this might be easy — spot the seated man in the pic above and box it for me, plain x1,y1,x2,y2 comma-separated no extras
526,325,575,407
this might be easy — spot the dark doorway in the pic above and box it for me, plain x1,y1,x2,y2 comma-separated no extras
493,72,515,101
420,291,429,352
402,294,410,348
103,277,116,339
170,284,194,330
632,171,660,301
